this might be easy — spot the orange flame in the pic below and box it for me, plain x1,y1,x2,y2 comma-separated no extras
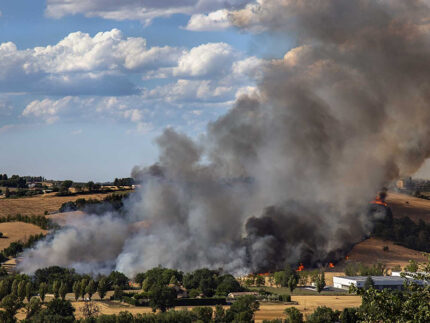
345,256,349,260
371,195,388,207
258,273,270,276
297,263,305,271
329,262,335,268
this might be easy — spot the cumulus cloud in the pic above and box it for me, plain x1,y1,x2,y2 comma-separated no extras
174,43,239,78
0,29,258,99
45,0,252,25
0,29,181,95
185,10,233,31
22,97,74,124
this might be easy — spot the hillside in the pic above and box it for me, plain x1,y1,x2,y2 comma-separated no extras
387,191,430,223
344,237,427,269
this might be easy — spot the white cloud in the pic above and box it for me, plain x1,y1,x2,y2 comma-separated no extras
174,43,238,78
0,29,259,97
0,29,181,95
22,97,74,124
185,10,233,31
45,0,252,25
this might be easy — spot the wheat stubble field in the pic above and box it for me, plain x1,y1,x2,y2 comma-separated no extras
0,192,111,217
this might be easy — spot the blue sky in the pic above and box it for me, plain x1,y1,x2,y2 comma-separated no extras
0,0,278,182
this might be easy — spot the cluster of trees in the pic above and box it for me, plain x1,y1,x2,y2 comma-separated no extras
59,194,129,213
113,178,134,187
0,214,55,230
132,267,243,312
55,180,122,197
373,212,430,253
77,295,259,323
244,266,327,293
344,262,387,276
3,188,45,199
0,175,27,188
272,266,300,292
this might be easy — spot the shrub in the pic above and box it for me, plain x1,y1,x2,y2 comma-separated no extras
285,307,304,323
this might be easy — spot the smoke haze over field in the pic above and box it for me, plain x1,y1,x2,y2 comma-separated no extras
19,0,430,276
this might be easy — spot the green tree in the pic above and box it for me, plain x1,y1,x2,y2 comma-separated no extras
26,297,41,319
215,274,241,296
191,306,213,323
148,285,177,312
340,307,359,323
0,294,22,322
43,298,75,320
364,276,375,290
285,307,303,323
85,280,96,300
52,280,61,299
405,259,419,273
0,280,9,300
97,277,108,300
17,280,26,301
307,306,340,323
72,281,80,301
25,282,32,302
80,278,88,300
11,279,18,296
274,271,287,287
86,181,95,192
39,282,47,302
59,282,67,301
169,275,179,286
288,274,299,292
113,285,123,300
255,275,265,287
225,295,259,322
214,304,226,323
314,271,326,293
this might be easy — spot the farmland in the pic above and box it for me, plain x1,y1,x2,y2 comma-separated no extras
0,222,47,250
0,192,120,218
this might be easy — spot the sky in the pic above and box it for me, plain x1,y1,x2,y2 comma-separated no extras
0,0,283,182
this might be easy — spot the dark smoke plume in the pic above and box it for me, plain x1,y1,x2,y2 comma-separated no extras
19,0,430,276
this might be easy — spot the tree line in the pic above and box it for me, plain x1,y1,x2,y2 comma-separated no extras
372,210,430,253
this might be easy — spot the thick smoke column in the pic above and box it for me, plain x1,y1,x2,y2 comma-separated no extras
19,0,430,276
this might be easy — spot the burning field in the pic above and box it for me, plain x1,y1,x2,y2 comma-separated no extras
16,0,430,276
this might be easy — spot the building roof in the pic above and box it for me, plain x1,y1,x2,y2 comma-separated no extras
334,275,426,285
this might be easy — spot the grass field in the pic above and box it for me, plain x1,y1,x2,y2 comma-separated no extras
0,222,47,250
15,293,361,322
0,192,126,217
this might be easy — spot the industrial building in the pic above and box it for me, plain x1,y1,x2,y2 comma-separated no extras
333,275,425,291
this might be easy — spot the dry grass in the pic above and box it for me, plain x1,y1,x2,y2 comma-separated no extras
331,237,428,271
0,222,47,250
255,296,362,322
0,192,115,218
387,191,430,223
15,293,361,322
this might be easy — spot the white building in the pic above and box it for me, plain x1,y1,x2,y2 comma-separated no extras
333,276,410,291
